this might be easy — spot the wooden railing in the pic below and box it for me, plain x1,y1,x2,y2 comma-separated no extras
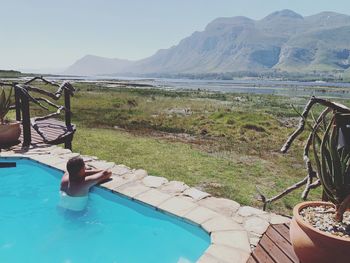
1,76,76,149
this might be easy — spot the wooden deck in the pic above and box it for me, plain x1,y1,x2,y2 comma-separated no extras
248,223,299,263
27,118,75,146
1,119,75,150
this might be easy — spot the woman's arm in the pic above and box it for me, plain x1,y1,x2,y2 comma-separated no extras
60,172,69,192
85,169,103,176
83,170,112,189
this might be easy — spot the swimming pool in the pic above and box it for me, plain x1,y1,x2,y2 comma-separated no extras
0,158,210,263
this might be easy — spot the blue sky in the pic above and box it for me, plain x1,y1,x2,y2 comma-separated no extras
1,0,350,71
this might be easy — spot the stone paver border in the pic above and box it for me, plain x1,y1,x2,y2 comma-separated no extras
1,144,291,263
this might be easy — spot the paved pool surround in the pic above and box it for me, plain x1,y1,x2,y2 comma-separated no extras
1,144,290,263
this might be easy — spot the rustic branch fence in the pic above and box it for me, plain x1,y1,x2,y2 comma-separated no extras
0,76,76,149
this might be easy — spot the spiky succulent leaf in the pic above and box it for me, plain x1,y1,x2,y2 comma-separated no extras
313,122,336,203
319,117,339,203
0,87,13,124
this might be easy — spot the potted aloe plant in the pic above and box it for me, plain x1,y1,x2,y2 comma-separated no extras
258,97,350,263
0,87,21,145
277,97,350,263
289,111,350,263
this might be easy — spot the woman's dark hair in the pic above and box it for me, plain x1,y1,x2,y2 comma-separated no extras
66,157,85,181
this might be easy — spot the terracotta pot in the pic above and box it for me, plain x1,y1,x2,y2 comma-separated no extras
0,121,21,145
290,201,350,263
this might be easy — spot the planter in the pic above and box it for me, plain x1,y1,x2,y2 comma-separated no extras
0,121,21,145
290,201,350,263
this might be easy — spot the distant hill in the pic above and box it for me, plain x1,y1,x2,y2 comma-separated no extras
0,70,26,78
64,10,350,76
64,55,133,76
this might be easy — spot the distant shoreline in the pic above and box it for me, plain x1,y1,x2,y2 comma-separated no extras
2,74,350,99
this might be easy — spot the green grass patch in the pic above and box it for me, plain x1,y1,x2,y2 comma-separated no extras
73,127,320,215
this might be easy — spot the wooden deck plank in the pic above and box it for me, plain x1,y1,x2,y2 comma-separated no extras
252,243,275,263
38,129,66,138
19,129,40,144
246,256,258,263
260,234,294,263
272,224,291,243
248,223,300,263
35,125,71,134
35,126,69,135
266,225,299,262
17,118,75,147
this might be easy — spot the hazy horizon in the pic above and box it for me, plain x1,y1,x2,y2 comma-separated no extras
2,0,350,72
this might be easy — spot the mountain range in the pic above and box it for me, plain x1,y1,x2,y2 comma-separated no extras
64,10,350,76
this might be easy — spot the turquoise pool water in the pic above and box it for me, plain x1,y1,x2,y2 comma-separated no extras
0,158,210,263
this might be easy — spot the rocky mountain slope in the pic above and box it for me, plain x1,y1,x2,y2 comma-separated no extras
65,10,350,76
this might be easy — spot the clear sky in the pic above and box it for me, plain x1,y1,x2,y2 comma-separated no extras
1,0,350,71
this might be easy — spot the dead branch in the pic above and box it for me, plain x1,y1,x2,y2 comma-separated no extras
281,97,350,153
24,76,59,87
23,82,75,100
15,84,49,111
32,105,64,122
35,97,64,110
257,176,309,210
0,82,13,87
258,97,350,210
302,179,321,199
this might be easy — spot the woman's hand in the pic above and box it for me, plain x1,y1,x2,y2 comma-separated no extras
102,170,112,179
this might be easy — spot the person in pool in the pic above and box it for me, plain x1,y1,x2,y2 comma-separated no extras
59,157,112,211
60,156,112,196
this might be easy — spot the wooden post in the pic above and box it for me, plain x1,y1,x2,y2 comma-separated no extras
20,90,31,147
14,85,21,121
64,137,72,150
64,89,72,131
64,88,73,150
